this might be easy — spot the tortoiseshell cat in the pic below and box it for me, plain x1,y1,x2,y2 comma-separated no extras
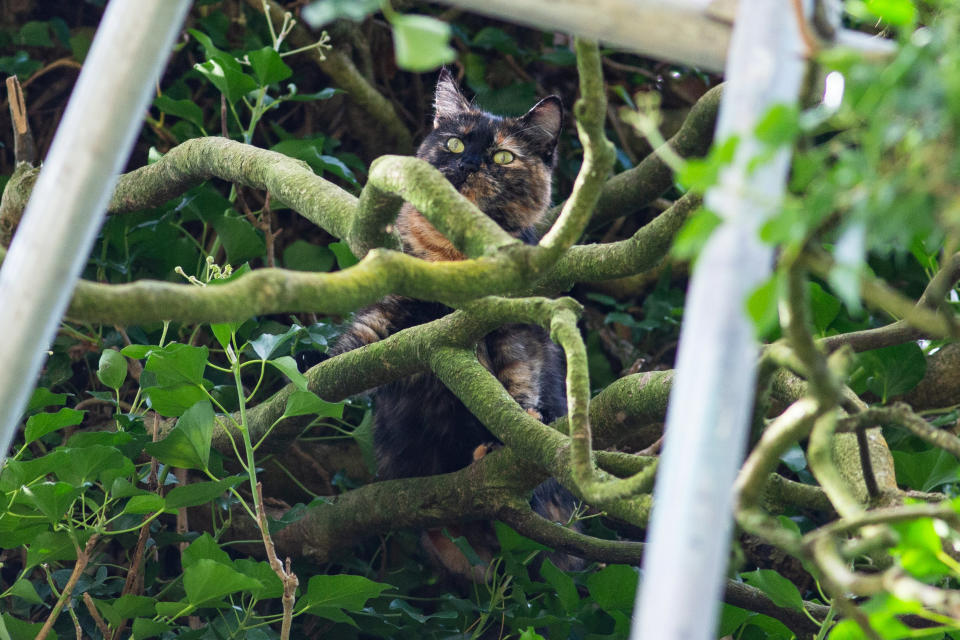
331,69,580,578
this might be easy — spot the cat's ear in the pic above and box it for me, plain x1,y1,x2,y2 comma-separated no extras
519,95,563,150
434,67,472,127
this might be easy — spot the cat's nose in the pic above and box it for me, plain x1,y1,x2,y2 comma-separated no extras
458,154,482,173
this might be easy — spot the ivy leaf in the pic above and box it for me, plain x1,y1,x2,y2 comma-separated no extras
24,408,84,444
247,46,292,86
195,54,258,105
183,559,263,606
145,401,214,470
298,574,392,614
852,343,926,402
143,343,209,387
143,384,209,418
539,558,578,614
585,565,638,614
283,390,343,419
268,356,308,391
153,95,206,132
21,481,78,523
97,349,127,391
865,0,917,26
741,569,805,612
165,476,245,510
391,14,456,72
329,242,359,269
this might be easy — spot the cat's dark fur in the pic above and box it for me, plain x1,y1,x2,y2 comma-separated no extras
330,69,581,578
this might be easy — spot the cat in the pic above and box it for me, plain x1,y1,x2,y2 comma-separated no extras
330,68,581,580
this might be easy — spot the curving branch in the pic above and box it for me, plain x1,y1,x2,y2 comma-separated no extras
538,39,616,260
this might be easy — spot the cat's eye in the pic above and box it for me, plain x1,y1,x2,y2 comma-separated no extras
493,150,514,165
446,137,465,153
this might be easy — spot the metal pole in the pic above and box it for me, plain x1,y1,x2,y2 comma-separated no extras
632,1,811,638
0,0,192,464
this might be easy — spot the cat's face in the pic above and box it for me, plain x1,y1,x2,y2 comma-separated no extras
416,69,562,233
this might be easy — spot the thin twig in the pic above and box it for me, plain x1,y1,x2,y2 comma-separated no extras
36,534,100,640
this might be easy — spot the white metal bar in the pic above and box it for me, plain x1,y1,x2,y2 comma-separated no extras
436,0,893,72
632,1,812,638
0,0,192,465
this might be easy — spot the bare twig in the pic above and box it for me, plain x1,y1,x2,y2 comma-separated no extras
36,534,100,640
6,76,35,164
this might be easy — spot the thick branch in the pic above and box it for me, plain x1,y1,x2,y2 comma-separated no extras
538,84,721,233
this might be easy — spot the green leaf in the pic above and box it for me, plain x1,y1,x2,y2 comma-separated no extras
130,618,171,639
283,390,344,419
153,95,205,132
853,342,926,402
122,494,166,515
494,521,551,553
188,28,227,59
143,343,209,386
21,481,77,522
26,387,66,412
183,559,263,606
268,356,308,391
18,21,53,47
1,613,54,640
302,0,380,27
329,241,359,269
55,445,127,485
741,569,805,612
211,215,265,263
24,408,84,444
247,46,292,86
195,55,258,105
717,604,754,636
671,207,722,261
143,384,209,418
745,274,781,338
182,533,233,569
7,579,42,605
144,401,214,470
892,448,960,492
865,0,917,26
97,349,127,390
300,574,392,612
585,564,638,614
391,14,456,72
518,629,547,640
283,87,343,102
539,558,578,614
889,518,951,579
233,559,284,599
25,530,78,572
754,104,800,148
120,344,155,359
283,240,336,272
165,476,245,510
809,282,841,335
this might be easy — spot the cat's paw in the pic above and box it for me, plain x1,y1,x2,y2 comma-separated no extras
472,442,502,461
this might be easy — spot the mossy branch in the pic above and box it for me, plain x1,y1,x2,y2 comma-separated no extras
538,39,615,260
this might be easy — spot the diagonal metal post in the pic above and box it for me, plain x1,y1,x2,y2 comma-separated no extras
0,0,192,465
632,1,812,638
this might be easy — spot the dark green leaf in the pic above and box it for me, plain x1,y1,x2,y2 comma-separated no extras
1,614,53,640
233,559,284,599
18,21,53,47
540,558,578,614
153,95,206,131
24,408,85,444
717,604,754,636
809,282,841,334
97,349,127,390
585,564,638,613
144,401,214,470
131,618,171,639
892,448,960,492
211,215,265,263
854,342,926,401
283,240,336,272
25,530,78,571
54,445,127,485
745,274,781,338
